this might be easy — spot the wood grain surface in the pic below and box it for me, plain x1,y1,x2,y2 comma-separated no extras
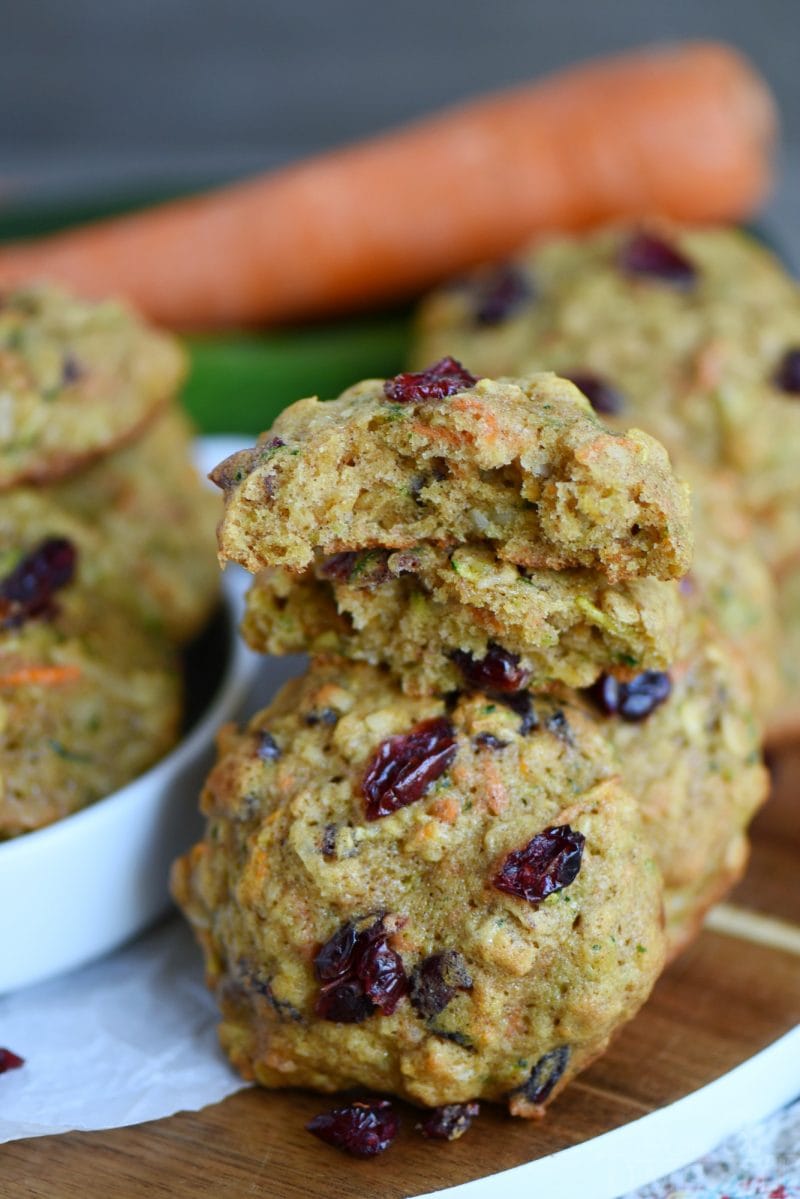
3,765,799,1199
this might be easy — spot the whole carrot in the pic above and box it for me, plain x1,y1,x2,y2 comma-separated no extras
0,42,776,329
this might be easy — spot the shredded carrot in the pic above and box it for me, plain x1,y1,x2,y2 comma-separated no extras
428,794,461,824
449,398,502,441
0,664,82,688
411,422,465,448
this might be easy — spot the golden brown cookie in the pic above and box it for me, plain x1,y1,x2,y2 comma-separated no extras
0,538,181,838
242,547,681,696
0,284,186,489
212,369,692,584
575,608,768,957
0,406,220,644
173,655,666,1117
412,226,800,491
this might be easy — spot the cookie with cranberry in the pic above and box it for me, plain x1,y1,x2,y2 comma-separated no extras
0,284,185,489
49,405,221,643
172,655,665,1117
212,369,692,584
0,406,220,644
578,609,768,958
242,547,681,696
413,226,795,736
0,539,181,838
412,225,800,496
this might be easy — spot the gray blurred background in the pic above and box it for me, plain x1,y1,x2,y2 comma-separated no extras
0,0,797,252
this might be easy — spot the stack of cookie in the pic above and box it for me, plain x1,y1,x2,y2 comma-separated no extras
174,359,765,1120
0,284,219,838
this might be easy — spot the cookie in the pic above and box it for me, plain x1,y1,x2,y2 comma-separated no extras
576,608,768,957
412,226,800,496
172,656,666,1117
242,547,681,696
50,404,221,643
212,368,692,584
0,284,186,489
0,538,181,838
685,469,781,723
411,225,798,739
0,405,220,643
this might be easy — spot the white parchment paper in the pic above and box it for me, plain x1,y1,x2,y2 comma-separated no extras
0,915,248,1142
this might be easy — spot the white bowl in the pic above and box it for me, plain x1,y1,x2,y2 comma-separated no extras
0,437,263,995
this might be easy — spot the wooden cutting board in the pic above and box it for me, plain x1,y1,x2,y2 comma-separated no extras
4,757,799,1199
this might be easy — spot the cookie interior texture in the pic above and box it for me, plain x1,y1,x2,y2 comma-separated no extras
212,373,692,584
243,548,681,695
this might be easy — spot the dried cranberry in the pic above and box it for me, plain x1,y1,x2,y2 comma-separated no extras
314,979,375,1024
618,232,697,288
493,825,585,904
513,1046,570,1105
307,1099,398,1158
774,348,800,394
208,446,257,491
346,550,391,589
473,732,509,751
305,707,339,727
451,644,531,694
498,690,538,735
0,1048,24,1073
362,717,456,821
61,352,84,386
265,436,285,449
390,550,422,575
410,951,473,1020
320,823,338,858
319,551,358,582
418,1101,480,1141
314,916,408,1022
315,921,361,986
545,710,572,744
383,357,477,404
566,371,625,416
360,937,409,1015
255,730,281,760
0,537,76,628
473,265,532,326
592,671,672,722
321,549,394,587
